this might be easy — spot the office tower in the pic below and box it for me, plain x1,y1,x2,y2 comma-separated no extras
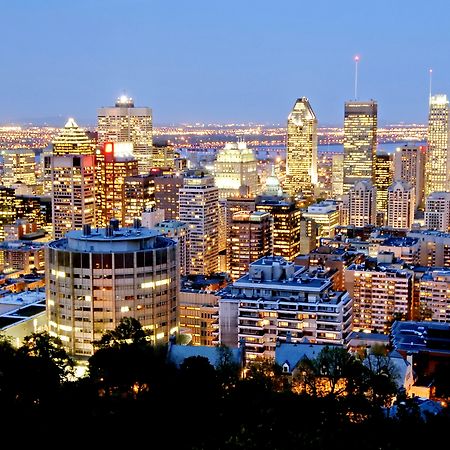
299,216,318,254
375,152,393,221
98,96,153,174
2,149,36,187
302,200,339,238
15,195,52,235
348,181,376,227
345,258,413,333
46,223,178,357
213,141,258,199
387,181,415,230
222,256,352,361
123,174,155,226
152,143,176,169
154,174,184,220
419,270,450,322
424,191,450,232
425,95,450,197
228,211,272,280
95,142,138,227
51,155,96,239
343,101,377,193
331,153,344,197
394,144,426,210
52,118,95,156
155,219,190,276
256,196,302,261
285,97,318,197
179,171,219,275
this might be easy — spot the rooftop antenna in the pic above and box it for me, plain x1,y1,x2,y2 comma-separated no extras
354,55,360,100
429,68,433,103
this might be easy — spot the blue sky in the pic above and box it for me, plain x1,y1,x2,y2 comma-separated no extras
1,0,449,125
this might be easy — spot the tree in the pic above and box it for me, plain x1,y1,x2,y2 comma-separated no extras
94,317,148,349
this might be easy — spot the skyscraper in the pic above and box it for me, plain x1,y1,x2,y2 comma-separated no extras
179,171,219,275
348,181,376,227
425,191,450,232
425,94,450,197
228,211,273,280
98,96,153,174
285,97,318,197
123,174,155,226
375,152,393,222
394,144,426,210
2,149,36,187
387,181,415,230
95,142,139,227
51,155,96,239
213,141,258,199
331,153,344,197
343,101,377,193
52,118,95,156
154,174,184,220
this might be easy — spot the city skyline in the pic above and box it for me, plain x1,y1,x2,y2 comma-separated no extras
1,0,450,125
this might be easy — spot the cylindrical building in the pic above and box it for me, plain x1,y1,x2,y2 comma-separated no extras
46,223,178,358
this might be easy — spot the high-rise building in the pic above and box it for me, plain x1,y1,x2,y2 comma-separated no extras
302,200,339,238
2,149,36,187
256,195,302,261
152,143,177,169
228,211,272,280
348,181,376,227
394,144,426,210
46,223,178,357
98,96,153,174
345,258,413,334
425,191,450,232
154,174,184,220
221,256,352,361
179,172,219,275
343,101,377,193
285,97,318,197
51,155,96,239
408,230,450,267
213,141,258,199
425,95,450,197
123,174,155,226
419,270,450,322
95,142,138,227
387,181,415,230
155,219,190,276
375,152,393,221
52,118,95,156
331,153,344,197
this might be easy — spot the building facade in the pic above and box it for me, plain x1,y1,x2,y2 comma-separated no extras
2,149,36,187
46,223,178,357
387,180,415,230
425,191,450,232
375,152,393,222
348,181,376,227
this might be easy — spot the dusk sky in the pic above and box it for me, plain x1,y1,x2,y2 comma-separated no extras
1,0,449,126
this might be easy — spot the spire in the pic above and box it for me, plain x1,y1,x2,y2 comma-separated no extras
64,117,79,128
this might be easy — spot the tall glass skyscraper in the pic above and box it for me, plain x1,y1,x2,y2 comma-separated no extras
343,101,377,194
425,94,450,197
285,97,318,197
98,96,153,174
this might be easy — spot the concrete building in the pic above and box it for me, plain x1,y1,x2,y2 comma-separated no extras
179,172,219,275
152,143,176,169
124,174,155,226
141,208,165,229
154,174,184,220
213,141,258,199
154,220,190,276
343,101,377,193
331,153,344,197
220,256,352,361
228,211,272,281
387,180,415,230
345,257,413,333
46,223,178,357
419,270,450,322
51,154,96,239
348,181,376,227
408,230,450,267
303,200,339,238
425,94,450,197
98,95,153,174
95,142,138,227
378,237,420,265
285,97,318,197
394,144,426,210
0,241,45,273
425,191,450,232
2,149,36,187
